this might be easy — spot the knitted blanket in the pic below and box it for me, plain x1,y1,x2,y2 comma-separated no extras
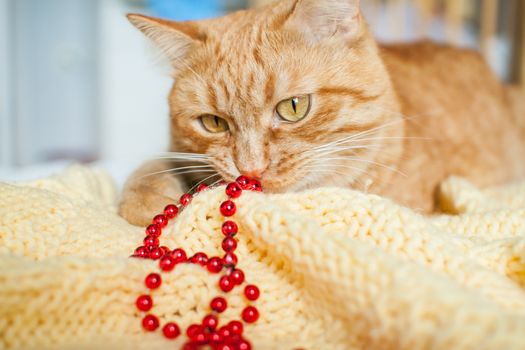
1,165,525,350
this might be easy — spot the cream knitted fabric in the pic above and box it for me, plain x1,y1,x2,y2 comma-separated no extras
1,165,525,350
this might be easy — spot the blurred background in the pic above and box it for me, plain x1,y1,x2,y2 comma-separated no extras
0,0,524,186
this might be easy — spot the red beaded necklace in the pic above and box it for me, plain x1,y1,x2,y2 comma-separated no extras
132,175,262,350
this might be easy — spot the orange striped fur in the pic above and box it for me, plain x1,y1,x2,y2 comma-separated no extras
120,0,525,226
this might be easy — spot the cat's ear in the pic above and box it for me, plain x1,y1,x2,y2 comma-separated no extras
127,14,205,66
284,0,362,43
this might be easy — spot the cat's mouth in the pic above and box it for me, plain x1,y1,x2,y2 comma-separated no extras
211,165,311,194
216,174,293,194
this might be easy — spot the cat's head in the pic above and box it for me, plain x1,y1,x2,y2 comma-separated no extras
129,0,402,192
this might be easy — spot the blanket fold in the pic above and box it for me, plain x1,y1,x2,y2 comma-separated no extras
1,165,525,349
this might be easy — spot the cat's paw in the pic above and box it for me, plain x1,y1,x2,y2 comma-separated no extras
118,184,179,227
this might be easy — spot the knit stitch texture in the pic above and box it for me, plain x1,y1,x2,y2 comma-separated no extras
1,165,525,349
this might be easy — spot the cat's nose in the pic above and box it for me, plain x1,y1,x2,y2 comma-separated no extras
238,162,269,180
243,169,264,179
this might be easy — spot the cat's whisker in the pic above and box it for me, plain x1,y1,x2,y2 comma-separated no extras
308,144,382,153
156,155,209,160
296,137,404,173
158,151,209,157
319,142,412,163
305,163,378,179
338,136,432,144
306,144,384,157
154,151,212,165
368,105,445,127
304,166,368,188
313,131,381,152
303,144,395,165
308,136,430,159
298,146,371,170
187,173,222,193
305,133,431,165
156,152,210,160
141,169,217,179
304,168,351,178
314,157,408,178
140,165,215,179
155,157,211,164
308,107,438,154
209,178,225,188
307,117,405,153
169,170,217,180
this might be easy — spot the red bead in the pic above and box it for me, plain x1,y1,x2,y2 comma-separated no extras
206,257,223,273
146,224,161,237
210,296,227,313
187,324,207,343
162,322,181,339
195,332,208,344
135,294,153,311
171,248,187,263
222,252,238,267
228,320,243,335
153,214,168,228
186,324,201,338
182,342,199,350
238,340,252,350
149,247,163,260
190,252,208,266
142,314,159,331
197,184,208,192
250,179,262,192
225,182,242,198
209,331,223,343
221,236,237,252
220,200,237,217
219,275,235,292
217,325,232,339
242,306,259,323
229,334,242,344
217,344,234,350
221,221,238,236
143,235,159,248
159,246,170,255
180,193,193,206
149,248,164,260
244,285,260,301
236,175,251,189
164,204,179,219
230,269,245,285
134,246,148,258
159,255,176,272
145,273,162,289
202,314,218,330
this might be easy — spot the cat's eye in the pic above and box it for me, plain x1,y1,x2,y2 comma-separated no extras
200,115,229,133
276,95,311,122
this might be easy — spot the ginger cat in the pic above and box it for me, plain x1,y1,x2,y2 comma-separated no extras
120,0,525,226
